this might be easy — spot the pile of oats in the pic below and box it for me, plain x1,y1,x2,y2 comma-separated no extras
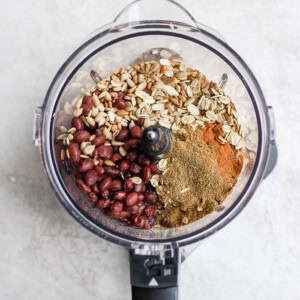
61,58,243,150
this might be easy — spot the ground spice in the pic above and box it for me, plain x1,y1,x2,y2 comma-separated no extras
202,123,243,179
156,123,243,228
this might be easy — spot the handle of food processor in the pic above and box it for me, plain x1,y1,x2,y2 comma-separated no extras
112,0,199,29
264,106,278,178
196,22,227,43
130,246,180,300
112,0,227,43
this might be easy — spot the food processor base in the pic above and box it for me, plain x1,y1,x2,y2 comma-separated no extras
130,247,180,300
132,286,177,300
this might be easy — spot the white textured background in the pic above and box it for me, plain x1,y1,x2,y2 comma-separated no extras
0,0,300,299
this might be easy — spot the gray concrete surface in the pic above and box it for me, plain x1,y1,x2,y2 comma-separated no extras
0,0,299,299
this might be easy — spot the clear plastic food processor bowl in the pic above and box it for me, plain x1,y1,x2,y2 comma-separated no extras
33,0,277,298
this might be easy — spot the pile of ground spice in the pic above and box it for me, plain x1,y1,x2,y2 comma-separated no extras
156,123,243,228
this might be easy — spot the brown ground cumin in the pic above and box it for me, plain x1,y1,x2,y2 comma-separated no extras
156,123,243,228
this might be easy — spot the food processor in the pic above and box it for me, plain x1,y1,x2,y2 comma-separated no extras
33,0,277,299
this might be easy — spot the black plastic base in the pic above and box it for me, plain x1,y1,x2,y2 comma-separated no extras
130,248,180,300
132,286,178,300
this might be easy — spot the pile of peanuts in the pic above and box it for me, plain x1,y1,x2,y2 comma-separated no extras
62,96,163,229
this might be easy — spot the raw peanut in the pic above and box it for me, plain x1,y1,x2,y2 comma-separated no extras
98,174,108,181
97,198,110,208
101,190,110,199
137,153,151,166
78,159,94,173
88,192,98,203
125,192,138,206
100,177,112,191
92,183,100,193
111,153,122,163
83,95,93,105
137,193,144,202
116,129,129,141
142,166,151,183
97,158,104,166
117,211,131,220
93,148,100,158
143,192,157,204
68,143,80,163
104,166,121,177
82,103,92,115
84,170,98,186
150,163,162,174
125,202,145,215
95,128,103,136
155,201,163,208
75,172,83,180
113,146,119,153
95,165,105,175
144,216,155,229
112,201,124,213
72,117,84,131
125,204,139,214
114,191,127,201
160,220,175,228
114,99,127,110
93,134,106,146
123,142,130,151
136,202,145,215
137,118,145,127
119,160,130,171
146,216,156,229
124,171,133,179
82,96,93,115
87,124,97,132
104,146,113,159
127,150,138,162
131,215,146,228
76,179,91,194
143,88,151,95
124,139,140,150
144,218,150,229
124,179,133,192
118,91,124,99
74,130,91,142
104,209,130,218
94,145,113,159
143,206,156,217
110,179,122,191
132,182,145,193
130,125,142,138
130,163,142,175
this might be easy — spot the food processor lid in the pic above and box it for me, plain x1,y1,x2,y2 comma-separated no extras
36,0,273,248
